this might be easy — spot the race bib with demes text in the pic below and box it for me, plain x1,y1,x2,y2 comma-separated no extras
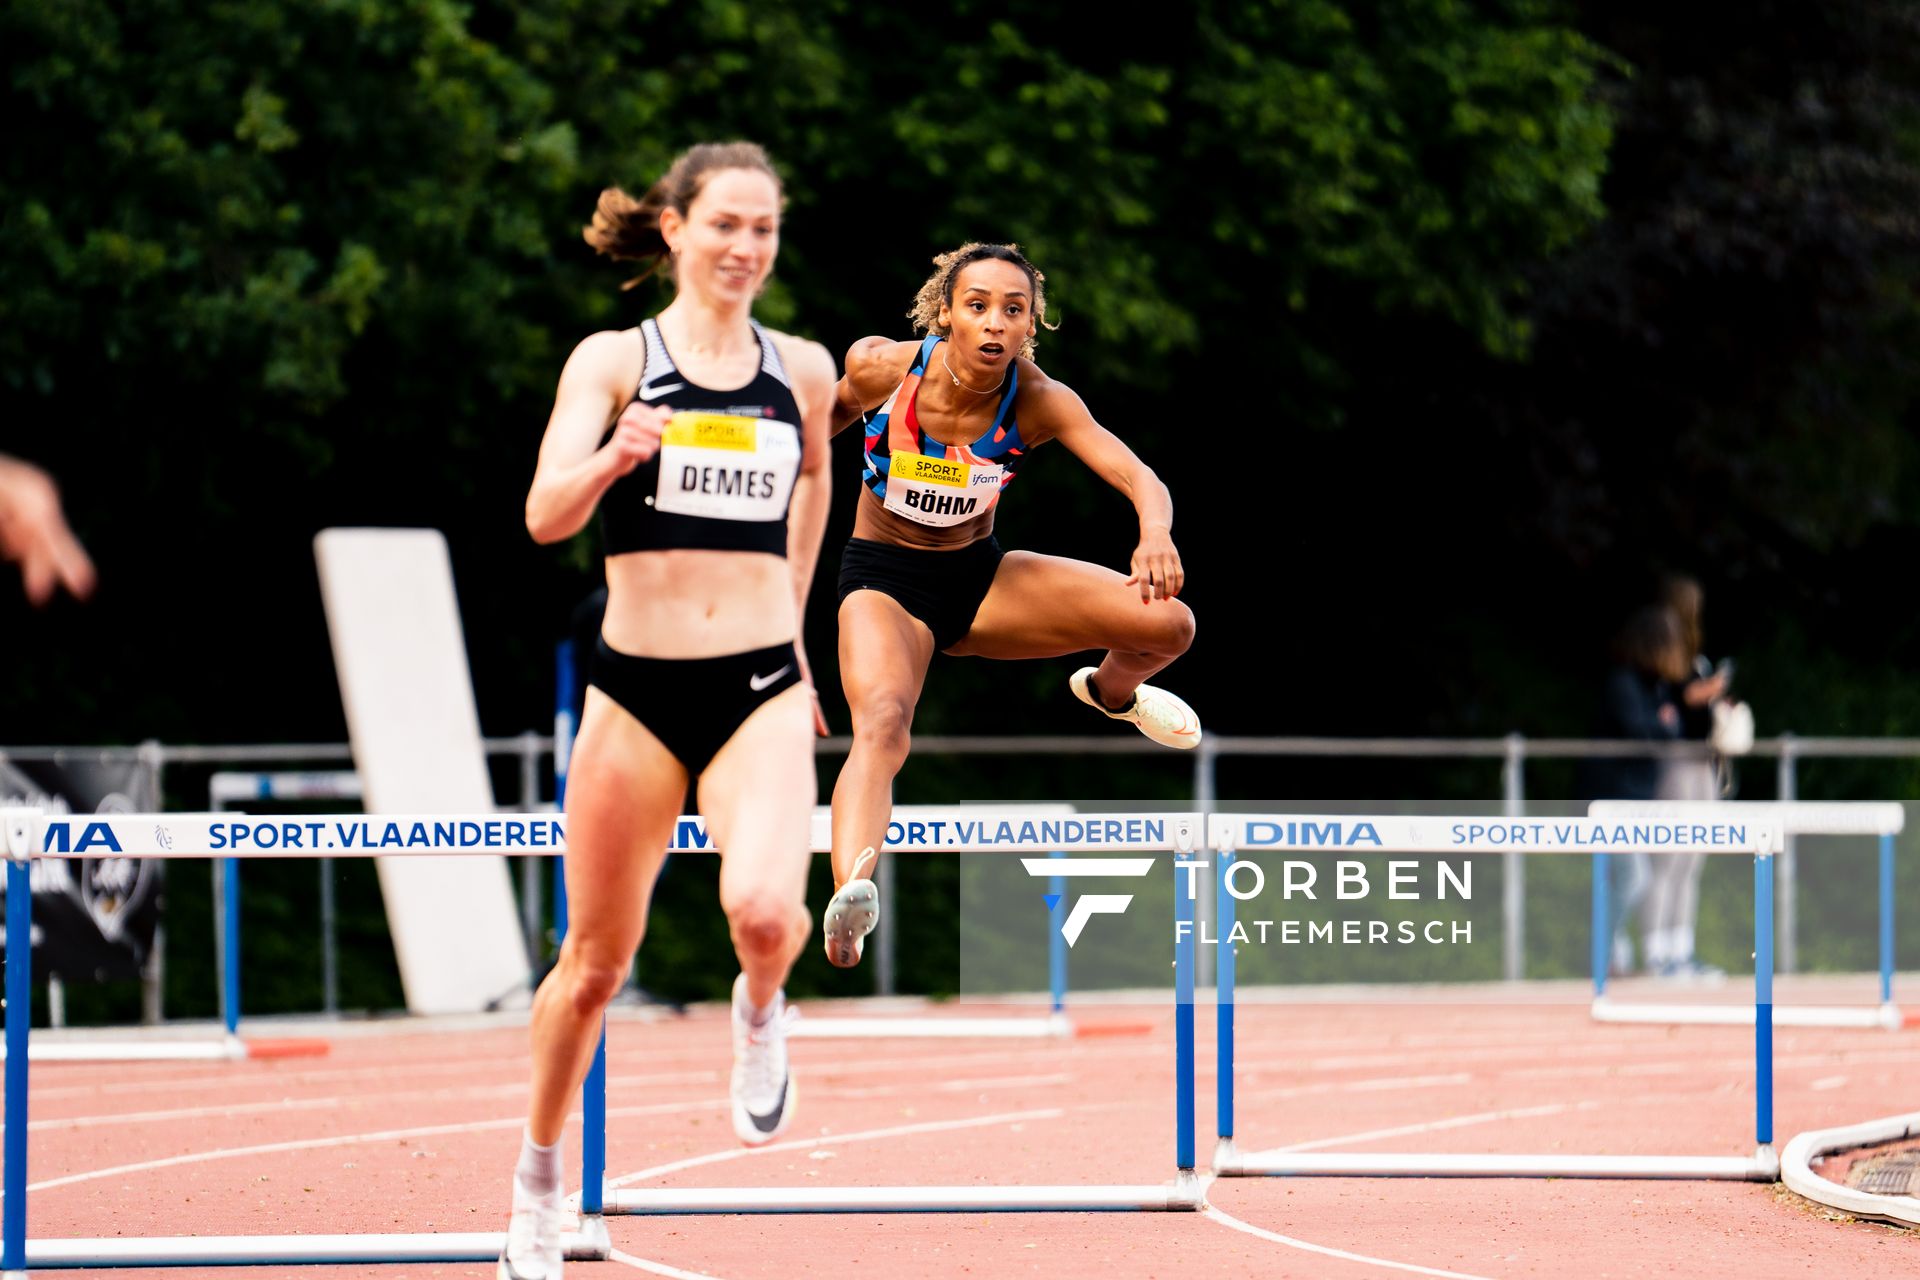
654,413,801,521
884,451,1006,527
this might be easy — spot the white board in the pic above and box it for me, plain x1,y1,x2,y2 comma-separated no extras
314,528,531,1013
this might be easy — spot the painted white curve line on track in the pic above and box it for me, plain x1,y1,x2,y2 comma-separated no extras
826,1071,1073,1100
29,1070,721,1132
1203,1204,1496,1280
594,1109,1066,1280
26,1098,719,1193
30,1078,1075,1195
606,1108,1064,1189
609,1246,732,1280
1271,1100,1597,1154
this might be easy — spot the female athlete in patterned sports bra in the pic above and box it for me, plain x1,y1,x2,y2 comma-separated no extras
502,143,836,1280
820,242,1200,968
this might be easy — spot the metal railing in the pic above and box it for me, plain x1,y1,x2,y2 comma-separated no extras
3,733,1913,1014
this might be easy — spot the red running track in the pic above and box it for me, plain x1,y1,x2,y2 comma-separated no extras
17,978,1918,1279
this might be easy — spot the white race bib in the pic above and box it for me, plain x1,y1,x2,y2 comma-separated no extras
884,451,1006,527
654,413,800,522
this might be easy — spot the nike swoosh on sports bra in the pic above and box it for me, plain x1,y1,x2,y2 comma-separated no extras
860,335,1028,528
599,317,804,557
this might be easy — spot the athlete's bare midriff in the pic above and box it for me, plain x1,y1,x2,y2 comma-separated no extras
851,484,997,551
601,548,796,658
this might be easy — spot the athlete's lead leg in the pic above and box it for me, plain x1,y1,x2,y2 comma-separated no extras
953,550,1199,747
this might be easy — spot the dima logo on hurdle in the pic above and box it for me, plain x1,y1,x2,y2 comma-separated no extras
1020,857,1156,946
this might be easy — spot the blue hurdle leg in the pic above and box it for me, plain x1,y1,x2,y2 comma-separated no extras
1591,852,1609,999
1880,833,1895,1007
223,856,242,1037
5,857,33,1276
1755,853,1774,1148
583,1020,607,1215
1217,850,1236,1145
1049,852,1067,1016
1174,857,1195,1173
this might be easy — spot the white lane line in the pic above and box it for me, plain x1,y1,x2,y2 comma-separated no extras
1072,1073,1474,1118
608,1247,731,1279
606,1109,1064,1189
27,1053,532,1102
1237,1073,1472,1104
27,1071,719,1132
26,1098,718,1193
826,1072,1073,1099
1507,1044,1920,1084
1265,1100,1594,1155
1203,1205,1496,1280
32,1086,1072,1195
20,1032,1087,1110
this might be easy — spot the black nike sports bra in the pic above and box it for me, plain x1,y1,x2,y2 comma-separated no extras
599,317,804,557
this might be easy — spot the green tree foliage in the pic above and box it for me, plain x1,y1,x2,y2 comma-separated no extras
1,0,1617,740
28,1,1920,1006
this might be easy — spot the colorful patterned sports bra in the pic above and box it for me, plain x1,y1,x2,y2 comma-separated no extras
860,336,1029,528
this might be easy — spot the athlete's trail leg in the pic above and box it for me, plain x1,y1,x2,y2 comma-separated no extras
952,550,1195,704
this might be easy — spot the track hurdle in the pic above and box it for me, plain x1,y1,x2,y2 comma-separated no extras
1,807,612,1276
1,806,1205,1276
0,776,350,1066
1588,801,1909,1030
596,808,1205,1215
1208,811,1783,1181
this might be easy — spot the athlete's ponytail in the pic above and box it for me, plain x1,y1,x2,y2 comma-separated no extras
908,242,1055,359
583,142,783,291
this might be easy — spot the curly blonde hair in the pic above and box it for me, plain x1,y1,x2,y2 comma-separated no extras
907,243,1055,359
582,141,782,291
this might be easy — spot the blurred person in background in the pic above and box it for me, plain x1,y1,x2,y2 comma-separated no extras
0,453,95,605
1643,574,1731,979
1581,603,1688,975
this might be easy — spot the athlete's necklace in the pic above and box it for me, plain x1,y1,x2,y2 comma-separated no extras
942,349,1006,397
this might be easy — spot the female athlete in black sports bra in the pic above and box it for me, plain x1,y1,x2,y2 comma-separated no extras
818,243,1200,970
500,142,835,1280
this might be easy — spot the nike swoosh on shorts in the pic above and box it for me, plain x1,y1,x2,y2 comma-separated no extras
749,664,793,692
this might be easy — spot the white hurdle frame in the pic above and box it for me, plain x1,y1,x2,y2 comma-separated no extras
594,809,1205,1216
1207,812,1783,1181
1587,801,1909,1030
0,806,1205,1277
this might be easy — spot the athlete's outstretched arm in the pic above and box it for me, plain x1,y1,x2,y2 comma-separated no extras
780,334,839,735
525,331,663,544
1030,377,1185,601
